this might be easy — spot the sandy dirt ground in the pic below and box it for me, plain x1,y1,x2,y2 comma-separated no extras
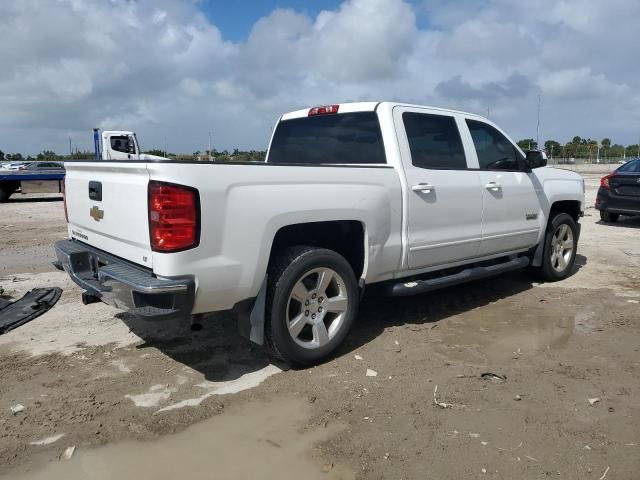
0,174,638,479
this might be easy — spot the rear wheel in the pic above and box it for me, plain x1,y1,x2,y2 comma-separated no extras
265,246,359,366
0,186,12,202
600,210,619,223
531,213,578,282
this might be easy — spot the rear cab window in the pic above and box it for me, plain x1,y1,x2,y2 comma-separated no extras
267,112,386,165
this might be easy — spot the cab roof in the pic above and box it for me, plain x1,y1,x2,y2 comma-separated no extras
280,101,482,121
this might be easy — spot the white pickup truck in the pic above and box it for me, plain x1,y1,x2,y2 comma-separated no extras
55,102,584,365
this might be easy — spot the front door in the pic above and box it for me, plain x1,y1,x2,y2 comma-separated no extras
464,119,542,256
395,107,484,270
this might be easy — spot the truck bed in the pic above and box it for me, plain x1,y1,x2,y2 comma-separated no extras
0,170,65,181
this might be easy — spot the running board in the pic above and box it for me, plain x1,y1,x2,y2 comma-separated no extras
388,256,530,297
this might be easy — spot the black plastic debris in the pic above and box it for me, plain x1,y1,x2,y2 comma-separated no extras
0,287,62,334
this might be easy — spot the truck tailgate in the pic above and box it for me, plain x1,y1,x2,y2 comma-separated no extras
64,162,153,268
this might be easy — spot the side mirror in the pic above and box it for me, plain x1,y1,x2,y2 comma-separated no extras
128,140,136,155
525,150,547,169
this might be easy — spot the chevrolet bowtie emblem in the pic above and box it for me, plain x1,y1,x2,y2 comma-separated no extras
90,206,104,222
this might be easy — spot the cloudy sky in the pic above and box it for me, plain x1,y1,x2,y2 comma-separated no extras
1,0,639,155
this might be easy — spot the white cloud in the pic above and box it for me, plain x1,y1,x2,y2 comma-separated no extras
1,0,639,155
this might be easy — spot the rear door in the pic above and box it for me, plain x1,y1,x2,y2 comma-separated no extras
64,162,153,268
463,119,541,256
394,107,483,269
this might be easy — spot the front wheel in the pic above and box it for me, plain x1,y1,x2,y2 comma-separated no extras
265,246,359,366
532,213,578,282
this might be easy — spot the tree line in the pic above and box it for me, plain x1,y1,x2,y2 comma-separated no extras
516,137,640,160
4,137,640,164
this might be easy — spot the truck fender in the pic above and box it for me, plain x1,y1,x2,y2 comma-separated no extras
234,275,268,345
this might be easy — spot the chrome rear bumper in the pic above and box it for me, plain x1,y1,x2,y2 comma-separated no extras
54,239,195,321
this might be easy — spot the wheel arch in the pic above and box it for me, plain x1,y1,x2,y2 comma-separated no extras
267,220,367,280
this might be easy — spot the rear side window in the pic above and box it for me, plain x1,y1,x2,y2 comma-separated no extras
402,112,466,169
466,120,524,171
268,112,386,164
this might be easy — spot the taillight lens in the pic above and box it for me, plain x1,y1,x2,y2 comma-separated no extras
600,174,613,189
62,179,68,222
148,181,200,252
308,104,339,116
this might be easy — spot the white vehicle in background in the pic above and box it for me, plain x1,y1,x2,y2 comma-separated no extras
93,129,167,161
2,162,28,170
56,102,585,366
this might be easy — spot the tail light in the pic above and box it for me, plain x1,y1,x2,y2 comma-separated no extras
600,174,613,189
62,179,68,222
308,104,339,116
148,181,200,252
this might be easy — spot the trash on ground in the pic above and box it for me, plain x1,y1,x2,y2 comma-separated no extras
354,355,363,360
468,433,480,438
599,466,610,480
481,372,507,383
514,394,522,401
61,445,76,460
433,385,452,408
0,287,62,334
588,397,601,406
30,434,65,446
10,404,25,414
366,369,377,377
322,463,333,473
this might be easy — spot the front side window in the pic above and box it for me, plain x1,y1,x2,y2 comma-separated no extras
110,136,130,154
268,112,386,164
402,112,466,169
467,120,523,171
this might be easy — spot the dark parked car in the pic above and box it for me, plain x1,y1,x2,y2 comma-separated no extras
596,158,640,222
19,161,64,171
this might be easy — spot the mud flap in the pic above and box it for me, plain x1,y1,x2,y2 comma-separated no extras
235,276,267,345
0,288,62,334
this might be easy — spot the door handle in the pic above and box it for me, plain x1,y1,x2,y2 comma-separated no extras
412,183,434,193
485,181,502,191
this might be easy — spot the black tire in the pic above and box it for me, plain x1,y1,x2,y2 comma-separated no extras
265,246,359,366
600,210,619,223
531,213,578,282
0,186,11,203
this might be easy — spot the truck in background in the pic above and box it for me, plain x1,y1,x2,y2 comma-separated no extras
0,129,164,202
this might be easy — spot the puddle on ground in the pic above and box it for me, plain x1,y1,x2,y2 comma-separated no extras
6,398,354,480
434,307,580,363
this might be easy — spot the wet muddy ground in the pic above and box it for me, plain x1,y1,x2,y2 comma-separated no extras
0,175,639,479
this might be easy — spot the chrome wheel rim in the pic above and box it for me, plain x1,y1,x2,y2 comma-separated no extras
550,224,574,273
286,267,349,349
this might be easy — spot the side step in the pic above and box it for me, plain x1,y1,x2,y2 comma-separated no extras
388,256,530,297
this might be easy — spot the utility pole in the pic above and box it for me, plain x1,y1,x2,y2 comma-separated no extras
164,136,167,158
208,131,212,161
69,136,72,157
536,94,541,149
